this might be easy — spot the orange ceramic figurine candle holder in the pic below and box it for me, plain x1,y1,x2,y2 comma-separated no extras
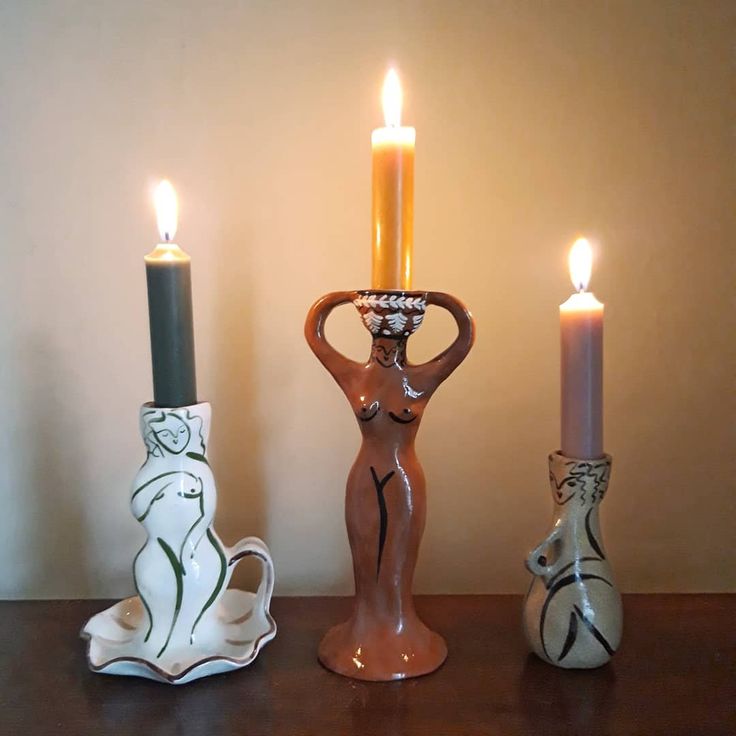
305,289,474,681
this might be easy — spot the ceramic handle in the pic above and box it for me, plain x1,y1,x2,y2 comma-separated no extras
525,525,564,580
416,292,475,382
227,537,275,619
304,291,361,381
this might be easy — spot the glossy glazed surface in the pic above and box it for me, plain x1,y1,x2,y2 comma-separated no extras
523,452,622,669
82,402,276,683
305,290,474,680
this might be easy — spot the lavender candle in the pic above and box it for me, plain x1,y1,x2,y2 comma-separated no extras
560,238,603,459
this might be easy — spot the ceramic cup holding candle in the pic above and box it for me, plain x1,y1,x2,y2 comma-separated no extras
306,289,474,680
523,239,622,669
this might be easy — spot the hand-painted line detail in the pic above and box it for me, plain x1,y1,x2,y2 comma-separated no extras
585,507,606,559
573,604,615,656
190,529,227,643
388,411,417,424
539,573,613,660
157,538,184,658
370,467,395,579
557,611,579,662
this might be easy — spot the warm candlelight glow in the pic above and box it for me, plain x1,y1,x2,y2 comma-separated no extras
569,237,593,292
155,180,178,243
372,67,415,289
560,236,604,459
382,69,403,127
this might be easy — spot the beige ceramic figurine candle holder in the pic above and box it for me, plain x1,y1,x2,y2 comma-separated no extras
81,402,276,684
523,451,622,669
305,289,475,681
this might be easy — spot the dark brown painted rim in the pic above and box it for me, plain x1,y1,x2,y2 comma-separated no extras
550,450,612,464
355,289,429,298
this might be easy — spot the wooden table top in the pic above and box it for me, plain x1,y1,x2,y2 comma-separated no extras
1,595,733,735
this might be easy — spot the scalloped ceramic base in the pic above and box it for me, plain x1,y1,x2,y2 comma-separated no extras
81,589,276,685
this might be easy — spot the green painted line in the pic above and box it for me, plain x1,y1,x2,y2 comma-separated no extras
156,537,184,658
131,471,198,501
185,451,209,465
178,490,205,570
133,546,154,643
189,528,226,643
135,484,173,522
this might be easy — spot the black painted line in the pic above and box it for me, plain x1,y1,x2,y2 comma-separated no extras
539,573,613,660
573,604,615,656
585,508,606,559
557,611,579,662
370,467,395,580
388,411,417,424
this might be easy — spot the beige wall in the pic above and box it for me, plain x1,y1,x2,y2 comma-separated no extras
1,1,733,598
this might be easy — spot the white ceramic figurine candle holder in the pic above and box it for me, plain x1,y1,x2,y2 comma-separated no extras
82,402,276,684
522,451,622,669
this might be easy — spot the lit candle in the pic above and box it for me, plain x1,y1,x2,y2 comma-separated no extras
371,68,415,290
144,180,197,408
560,238,603,459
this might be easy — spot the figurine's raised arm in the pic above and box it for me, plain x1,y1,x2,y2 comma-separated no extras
413,292,475,386
305,291,362,387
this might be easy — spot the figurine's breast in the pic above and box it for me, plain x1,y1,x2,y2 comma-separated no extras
350,369,428,430
355,399,421,426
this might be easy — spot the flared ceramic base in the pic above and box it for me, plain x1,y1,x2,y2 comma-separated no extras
82,588,276,685
317,615,447,681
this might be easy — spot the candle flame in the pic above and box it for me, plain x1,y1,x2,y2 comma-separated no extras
568,237,593,292
382,68,402,127
155,180,178,242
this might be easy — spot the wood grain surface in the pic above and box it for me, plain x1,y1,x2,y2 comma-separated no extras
1,595,733,735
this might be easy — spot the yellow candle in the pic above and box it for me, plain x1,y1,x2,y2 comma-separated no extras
560,238,604,459
371,69,415,290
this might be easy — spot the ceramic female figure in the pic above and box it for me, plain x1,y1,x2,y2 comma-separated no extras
305,290,474,680
523,452,622,669
82,402,276,684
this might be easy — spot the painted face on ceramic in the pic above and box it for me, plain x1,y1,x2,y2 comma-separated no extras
151,414,191,454
549,465,578,505
549,457,610,506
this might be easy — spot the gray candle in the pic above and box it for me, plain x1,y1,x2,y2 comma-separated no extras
144,181,197,408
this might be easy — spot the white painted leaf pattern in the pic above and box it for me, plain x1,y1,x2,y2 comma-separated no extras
385,312,408,332
362,311,383,331
353,294,427,312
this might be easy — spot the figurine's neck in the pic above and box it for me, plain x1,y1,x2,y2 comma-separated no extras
370,337,407,368
553,496,602,519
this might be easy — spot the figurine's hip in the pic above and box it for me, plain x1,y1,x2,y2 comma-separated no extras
345,453,426,524
523,556,622,668
344,454,426,596
134,529,229,656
